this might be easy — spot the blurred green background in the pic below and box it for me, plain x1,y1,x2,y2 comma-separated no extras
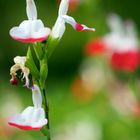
0,0,140,140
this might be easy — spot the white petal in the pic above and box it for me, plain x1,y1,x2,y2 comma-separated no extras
26,0,37,20
32,27,51,38
31,108,47,127
10,20,51,40
62,15,76,28
30,20,51,38
107,14,124,35
31,20,44,32
14,56,26,66
21,106,34,124
32,85,42,108
58,0,69,16
125,21,138,44
24,74,30,88
9,106,47,129
52,17,66,39
10,20,32,39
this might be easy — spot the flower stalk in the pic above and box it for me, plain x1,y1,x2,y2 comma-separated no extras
26,42,50,138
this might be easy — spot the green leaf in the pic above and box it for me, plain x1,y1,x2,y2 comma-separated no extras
26,47,40,80
33,42,44,60
40,59,48,89
46,36,59,58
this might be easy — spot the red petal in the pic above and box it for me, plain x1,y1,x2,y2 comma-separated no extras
85,39,107,55
12,36,49,43
8,122,41,131
75,23,84,31
111,51,139,72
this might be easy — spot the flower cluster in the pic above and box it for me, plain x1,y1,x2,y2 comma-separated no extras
71,14,140,116
9,0,95,136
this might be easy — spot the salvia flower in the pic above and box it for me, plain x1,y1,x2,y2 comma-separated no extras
52,0,95,39
10,0,51,43
8,85,47,130
103,14,139,72
10,56,30,87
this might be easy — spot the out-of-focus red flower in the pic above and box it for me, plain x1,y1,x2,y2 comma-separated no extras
57,0,79,12
71,79,93,102
111,51,139,72
85,39,107,56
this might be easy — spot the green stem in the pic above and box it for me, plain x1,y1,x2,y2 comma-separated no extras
33,43,44,60
39,56,50,139
43,89,51,140
26,45,51,139
43,89,50,129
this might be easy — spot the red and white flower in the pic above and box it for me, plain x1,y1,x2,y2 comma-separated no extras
103,14,139,72
10,0,51,43
52,0,95,39
8,85,47,130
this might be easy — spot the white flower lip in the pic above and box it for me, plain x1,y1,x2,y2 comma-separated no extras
8,107,48,130
10,20,51,43
8,85,47,130
10,0,51,43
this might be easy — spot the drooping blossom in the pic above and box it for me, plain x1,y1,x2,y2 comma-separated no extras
10,0,51,43
10,56,30,87
8,85,47,130
103,14,139,72
52,0,95,39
